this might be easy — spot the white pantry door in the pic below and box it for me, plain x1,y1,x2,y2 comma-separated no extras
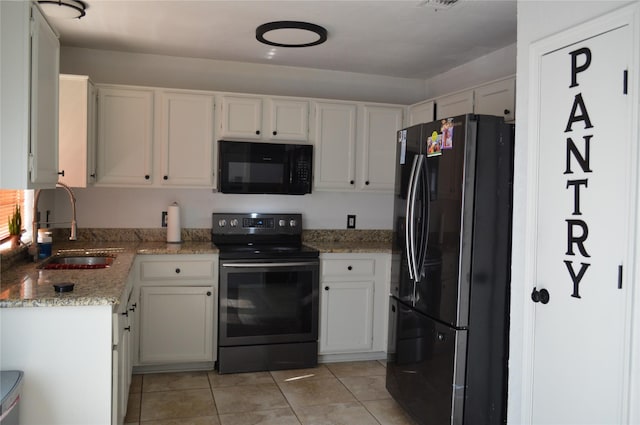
528,12,636,425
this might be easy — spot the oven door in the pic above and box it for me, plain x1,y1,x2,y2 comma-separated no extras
219,258,319,346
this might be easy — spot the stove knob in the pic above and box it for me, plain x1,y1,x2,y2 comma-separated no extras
230,219,239,227
279,219,286,227
218,219,227,227
289,219,297,227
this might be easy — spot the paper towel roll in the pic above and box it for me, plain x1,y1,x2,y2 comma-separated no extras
166,202,181,243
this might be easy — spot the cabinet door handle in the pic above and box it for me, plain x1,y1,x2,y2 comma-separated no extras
347,266,353,271
175,268,181,274
206,291,212,296
272,130,277,136
90,173,96,178
163,175,168,180
324,286,330,291
121,311,128,317
504,109,511,115
350,180,354,185
124,326,131,332
145,175,150,180
365,181,370,185
58,170,65,176
255,130,260,135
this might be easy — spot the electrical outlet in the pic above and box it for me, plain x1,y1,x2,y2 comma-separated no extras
161,211,168,227
347,214,356,229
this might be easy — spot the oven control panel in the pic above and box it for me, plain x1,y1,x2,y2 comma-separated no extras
212,213,302,236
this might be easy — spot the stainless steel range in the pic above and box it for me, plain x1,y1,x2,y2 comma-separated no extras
212,213,320,374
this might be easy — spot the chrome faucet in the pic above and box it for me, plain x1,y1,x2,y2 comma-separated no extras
30,182,78,261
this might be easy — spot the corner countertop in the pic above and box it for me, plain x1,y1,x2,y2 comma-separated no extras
0,233,392,309
304,241,391,254
0,241,219,309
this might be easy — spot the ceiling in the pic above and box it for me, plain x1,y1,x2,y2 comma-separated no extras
44,0,517,80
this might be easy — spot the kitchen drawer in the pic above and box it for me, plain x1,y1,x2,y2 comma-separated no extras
140,259,215,281
322,258,375,277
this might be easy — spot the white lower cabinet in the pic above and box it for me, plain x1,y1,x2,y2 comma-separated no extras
134,254,218,369
319,253,390,358
321,280,375,353
139,286,214,364
113,276,136,425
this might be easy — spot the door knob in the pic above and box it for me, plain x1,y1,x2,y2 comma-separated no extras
531,287,550,304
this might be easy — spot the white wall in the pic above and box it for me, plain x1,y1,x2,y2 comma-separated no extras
423,43,516,100
52,187,394,230
509,1,637,424
60,47,428,105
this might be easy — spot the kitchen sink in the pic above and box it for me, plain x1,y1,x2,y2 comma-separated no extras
38,255,116,270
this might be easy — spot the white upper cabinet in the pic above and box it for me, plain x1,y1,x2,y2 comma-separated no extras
433,77,516,122
96,86,154,186
313,101,403,192
267,98,309,141
358,105,403,191
0,2,59,189
219,95,263,139
313,102,358,190
58,75,97,188
158,91,215,187
95,86,215,188
473,77,515,122
436,90,474,120
219,94,309,141
408,100,435,126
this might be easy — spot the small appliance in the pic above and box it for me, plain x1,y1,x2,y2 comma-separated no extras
218,141,313,195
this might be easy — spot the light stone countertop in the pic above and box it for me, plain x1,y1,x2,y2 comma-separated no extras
0,234,391,308
0,241,219,309
304,240,392,254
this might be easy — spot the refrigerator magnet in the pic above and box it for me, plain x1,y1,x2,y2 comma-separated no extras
399,129,407,164
427,131,442,157
441,119,454,149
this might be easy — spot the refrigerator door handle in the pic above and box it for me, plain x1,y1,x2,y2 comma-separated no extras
408,155,425,284
405,155,420,281
416,155,430,280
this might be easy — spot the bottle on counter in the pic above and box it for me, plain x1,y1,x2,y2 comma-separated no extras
37,229,53,259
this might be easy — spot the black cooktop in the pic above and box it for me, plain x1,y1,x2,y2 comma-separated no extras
212,213,319,260
215,243,319,260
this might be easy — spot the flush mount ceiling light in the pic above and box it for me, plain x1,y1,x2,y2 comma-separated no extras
38,0,87,19
256,21,327,48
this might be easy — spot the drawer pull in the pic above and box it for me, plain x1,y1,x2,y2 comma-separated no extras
175,268,181,274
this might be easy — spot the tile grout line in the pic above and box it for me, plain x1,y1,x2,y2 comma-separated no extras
269,369,304,425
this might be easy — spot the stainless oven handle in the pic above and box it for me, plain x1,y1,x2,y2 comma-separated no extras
221,261,318,268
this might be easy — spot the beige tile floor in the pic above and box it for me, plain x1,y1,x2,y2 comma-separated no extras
124,360,417,425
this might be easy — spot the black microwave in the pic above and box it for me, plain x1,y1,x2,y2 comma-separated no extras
218,140,313,195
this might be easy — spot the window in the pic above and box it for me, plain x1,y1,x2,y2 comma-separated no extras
0,190,32,247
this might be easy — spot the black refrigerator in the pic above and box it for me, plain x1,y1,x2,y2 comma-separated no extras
386,114,513,425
